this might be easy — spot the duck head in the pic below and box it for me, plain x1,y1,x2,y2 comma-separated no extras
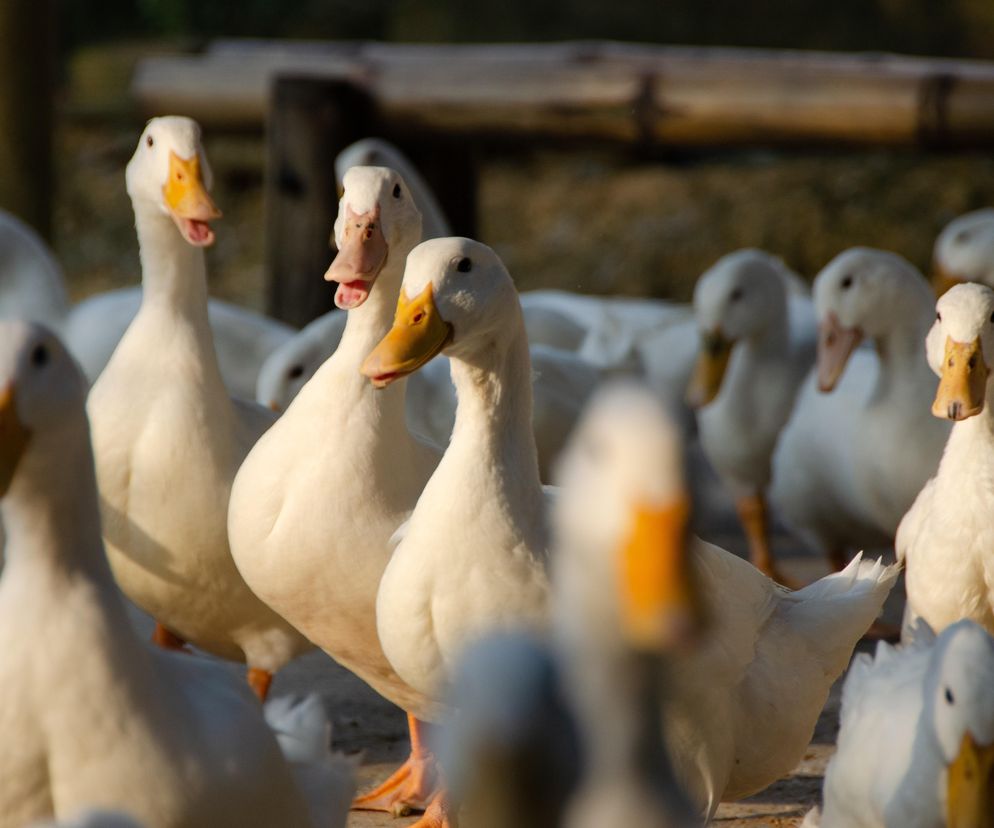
686,249,792,408
553,382,703,652
924,621,994,827
360,237,515,387
125,116,221,247
0,321,86,497
325,166,423,310
928,283,994,421
813,247,931,393
932,209,994,297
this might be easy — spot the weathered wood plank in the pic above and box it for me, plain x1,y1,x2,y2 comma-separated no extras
133,41,994,148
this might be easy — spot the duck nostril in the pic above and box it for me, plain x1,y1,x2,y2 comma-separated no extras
969,355,978,370
949,402,962,419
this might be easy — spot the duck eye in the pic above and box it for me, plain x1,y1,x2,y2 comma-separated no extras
945,687,955,705
729,288,744,302
456,257,472,273
288,365,304,380
937,312,942,322
31,343,48,368
392,183,402,199
841,275,853,289
146,135,154,148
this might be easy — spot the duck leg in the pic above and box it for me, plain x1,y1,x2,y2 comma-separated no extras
353,713,440,814
736,491,796,587
247,667,273,702
410,791,457,828
151,622,187,651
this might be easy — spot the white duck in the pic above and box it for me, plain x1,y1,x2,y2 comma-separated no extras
772,248,947,568
0,321,352,828
0,200,294,399
86,117,311,700
805,620,994,827
229,165,444,819
932,207,994,295
361,237,551,826
550,382,899,817
898,282,994,635
685,249,816,580
0,209,68,329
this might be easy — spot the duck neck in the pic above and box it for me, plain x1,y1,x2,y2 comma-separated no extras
936,399,994,482
134,204,211,331
871,307,933,400
2,418,120,589
446,310,542,493
741,309,790,364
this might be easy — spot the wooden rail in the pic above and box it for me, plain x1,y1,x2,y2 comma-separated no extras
134,40,994,148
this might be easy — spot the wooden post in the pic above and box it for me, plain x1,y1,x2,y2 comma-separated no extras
402,138,478,239
0,0,54,239
264,77,374,327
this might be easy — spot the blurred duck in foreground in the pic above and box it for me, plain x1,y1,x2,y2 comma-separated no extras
804,620,994,827
362,239,898,823
772,248,947,570
86,116,312,700
0,321,353,828
899,282,994,637
685,249,816,582
932,208,994,296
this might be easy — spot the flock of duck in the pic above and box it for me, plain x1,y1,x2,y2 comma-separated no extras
3,114,994,827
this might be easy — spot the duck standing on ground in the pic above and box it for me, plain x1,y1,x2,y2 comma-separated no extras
0,321,352,828
362,239,898,821
772,248,947,569
685,249,816,581
229,166,445,819
87,117,312,700
898,282,994,636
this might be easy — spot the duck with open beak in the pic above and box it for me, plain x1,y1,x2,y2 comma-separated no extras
0,384,30,498
326,204,389,310
163,151,221,247
360,283,453,387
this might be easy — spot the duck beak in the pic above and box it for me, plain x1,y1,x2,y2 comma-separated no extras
947,731,994,828
817,311,863,393
619,496,702,652
686,330,733,408
163,151,222,247
933,336,989,421
932,262,963,298
361,283,453,388
325,205,388,310
0,384,30,497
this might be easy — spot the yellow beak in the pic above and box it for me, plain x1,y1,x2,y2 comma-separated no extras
0,384,30,497
619,496,703,651
361,283,453,388
947,731,994,828
933,262,963,299
686,330,733,409
817,311,863,393
933,336,989,421
162,151,221,247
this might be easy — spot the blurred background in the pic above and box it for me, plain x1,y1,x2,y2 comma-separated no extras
12,0,994,311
